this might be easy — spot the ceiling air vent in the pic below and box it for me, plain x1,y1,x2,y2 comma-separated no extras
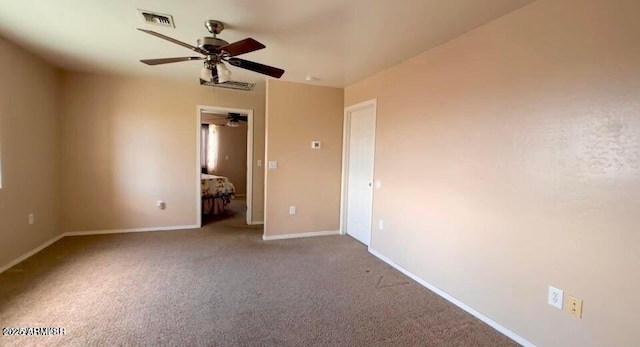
138,9,175,28
199,79,256,91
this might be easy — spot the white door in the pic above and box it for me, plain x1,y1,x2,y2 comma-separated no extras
345,105,376,246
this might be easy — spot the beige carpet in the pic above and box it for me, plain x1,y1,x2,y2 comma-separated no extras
0,200,517,346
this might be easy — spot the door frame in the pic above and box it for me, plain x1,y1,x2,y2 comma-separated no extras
196,105,254,227
339,99,377,241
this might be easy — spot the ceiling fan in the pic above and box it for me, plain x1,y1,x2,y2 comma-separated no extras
138,20,285,84
205,113,247,128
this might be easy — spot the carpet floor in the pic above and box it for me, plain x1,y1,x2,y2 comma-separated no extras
0,200,517,346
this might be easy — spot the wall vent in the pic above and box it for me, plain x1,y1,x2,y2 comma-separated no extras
199,79,256,91
137,9,175,28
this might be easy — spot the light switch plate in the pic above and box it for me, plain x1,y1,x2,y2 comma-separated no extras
257,160,262,167
311,141,321,149
289,206,296,215
268,161,278,169
548,286,564,309
378,219,384,230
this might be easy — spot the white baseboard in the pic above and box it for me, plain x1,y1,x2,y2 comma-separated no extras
0,233,65,275
368,247,535,347
0,225,199,275
249,220,264,225
64,225,199,236
262,230,340,241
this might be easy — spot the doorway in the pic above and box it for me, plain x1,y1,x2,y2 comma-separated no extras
340,99,377,246
196,105,254,227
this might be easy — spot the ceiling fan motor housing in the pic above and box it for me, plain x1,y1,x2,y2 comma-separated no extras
198,37,229,53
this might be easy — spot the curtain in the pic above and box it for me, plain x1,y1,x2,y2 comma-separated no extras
201,124,209,173
206,125,219,173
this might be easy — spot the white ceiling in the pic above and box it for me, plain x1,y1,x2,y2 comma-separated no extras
0,0,534,88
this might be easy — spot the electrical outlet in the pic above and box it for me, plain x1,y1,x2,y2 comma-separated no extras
548,286,564,309
257,159,262,167
566,295,583,318
289,206,296,215
378,219,384,230
28,213,35,225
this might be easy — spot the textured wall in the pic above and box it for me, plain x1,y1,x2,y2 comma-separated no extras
61,72,266,230
214,122,248,196
265,80,344,236
0,36,61,268
345,0,640,345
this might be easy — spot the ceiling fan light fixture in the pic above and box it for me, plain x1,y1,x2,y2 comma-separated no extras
226,119,240,128
216,62,231,83
200,65,213,82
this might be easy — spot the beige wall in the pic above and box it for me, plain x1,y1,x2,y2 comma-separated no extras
265,80,344,236
60,72,265,231
214,123,248,195
0,36,61,267
345,0,640,346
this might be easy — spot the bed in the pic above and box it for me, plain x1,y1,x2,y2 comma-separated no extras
201,174,236,215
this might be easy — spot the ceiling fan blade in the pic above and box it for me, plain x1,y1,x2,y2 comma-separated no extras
219,38,265,57
137,28,207,55
140,57,204,65
228,113,248,122
225,58,284,78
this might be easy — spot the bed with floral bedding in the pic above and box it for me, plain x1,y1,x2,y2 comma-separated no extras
201,174,236,215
